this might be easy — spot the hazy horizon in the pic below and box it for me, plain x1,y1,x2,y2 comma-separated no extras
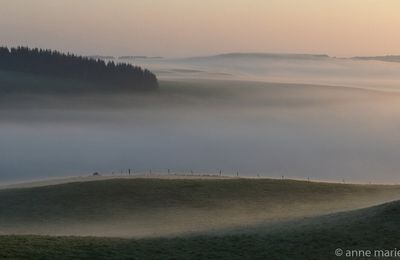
2,0,400,58
3,1,400,184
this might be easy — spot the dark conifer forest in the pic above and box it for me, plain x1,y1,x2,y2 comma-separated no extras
0,47,158,92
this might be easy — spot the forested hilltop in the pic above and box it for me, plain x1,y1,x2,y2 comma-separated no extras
0,47,158,93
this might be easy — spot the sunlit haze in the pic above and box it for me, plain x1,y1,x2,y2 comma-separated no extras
1,0,400,57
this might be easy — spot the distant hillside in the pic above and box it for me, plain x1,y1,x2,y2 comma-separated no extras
118,56,164,60
181,52,330,61
0,47,158,93
86,55,115,60
352,55,400,63
0,70,99,94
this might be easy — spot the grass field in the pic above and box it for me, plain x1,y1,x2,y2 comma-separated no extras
1,177,400,237
1,199,400,259
0,177,400,259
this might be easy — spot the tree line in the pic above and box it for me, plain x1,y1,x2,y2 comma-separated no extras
0,47,158,91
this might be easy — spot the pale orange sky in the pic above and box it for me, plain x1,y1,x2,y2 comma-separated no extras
0,0,399,57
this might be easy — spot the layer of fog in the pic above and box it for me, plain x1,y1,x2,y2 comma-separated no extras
2,79,400,184
131,53,400,91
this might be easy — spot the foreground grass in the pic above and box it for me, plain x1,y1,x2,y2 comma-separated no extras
1,200,400,259
1,178,400,258
1,178,400,236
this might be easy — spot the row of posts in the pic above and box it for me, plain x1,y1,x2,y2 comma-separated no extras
105,169,351,183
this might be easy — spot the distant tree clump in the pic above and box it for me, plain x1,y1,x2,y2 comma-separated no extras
0,46,158,92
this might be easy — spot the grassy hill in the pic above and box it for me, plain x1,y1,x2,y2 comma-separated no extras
0,177,399,237
1,195,400,259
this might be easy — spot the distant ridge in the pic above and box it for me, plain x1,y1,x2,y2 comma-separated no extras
181,52,330,61
352,55,400,63
86,55,115,60
119,56,164,60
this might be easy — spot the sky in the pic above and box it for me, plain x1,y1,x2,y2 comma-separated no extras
1,0,400,57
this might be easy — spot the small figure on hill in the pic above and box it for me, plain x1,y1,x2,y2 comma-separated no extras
92,172,100,176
